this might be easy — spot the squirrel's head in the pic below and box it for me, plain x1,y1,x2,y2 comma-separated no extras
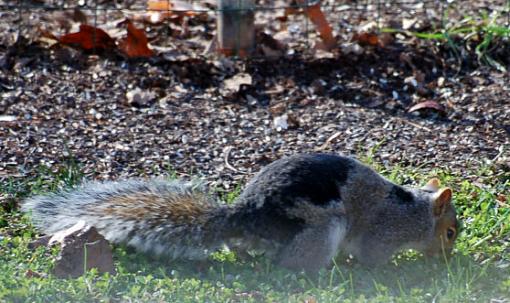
422,178,459,258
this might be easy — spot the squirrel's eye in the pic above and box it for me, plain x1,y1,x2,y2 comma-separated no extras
446,227,456,240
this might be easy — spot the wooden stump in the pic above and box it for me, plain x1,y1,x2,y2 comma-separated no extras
217,0,255,57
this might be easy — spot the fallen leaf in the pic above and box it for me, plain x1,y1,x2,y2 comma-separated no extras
353,32,379,46
496,194,507,206
378,32,394,47
25,269,46,279
59,24,115,51
118,20,154,58
285,1,336,50
301,2,336,50
408,100,446,115
148,0,196,13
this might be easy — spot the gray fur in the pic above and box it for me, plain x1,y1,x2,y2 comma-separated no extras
334,161,437,264
278,217,347,272
22,178,230,260
23,179,195,232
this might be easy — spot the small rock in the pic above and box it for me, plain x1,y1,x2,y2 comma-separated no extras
404,76,418,87
223,73,252,93
0,115,17,122
402,18,417,30
392,91,399,100
126,87,156,108
245,94,258,106
50,221,115,278
273,114,289,131
181,134,189,144
342,43,364,56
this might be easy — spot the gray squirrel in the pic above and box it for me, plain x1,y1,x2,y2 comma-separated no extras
22,153,459,272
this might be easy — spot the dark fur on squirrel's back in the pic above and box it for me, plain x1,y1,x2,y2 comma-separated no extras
232,154,354,242
22,153,459,272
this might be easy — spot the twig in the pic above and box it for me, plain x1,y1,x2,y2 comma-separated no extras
490,145,506,162
397,118,433,132
317,131,342,151
224,146,248,174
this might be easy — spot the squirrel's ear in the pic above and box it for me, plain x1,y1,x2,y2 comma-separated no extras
423,178,441,192
432,188,452,216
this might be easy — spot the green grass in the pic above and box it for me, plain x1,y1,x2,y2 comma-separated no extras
382,9,510,72
0,158,509,302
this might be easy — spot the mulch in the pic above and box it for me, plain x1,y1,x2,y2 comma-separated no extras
0,0,508,191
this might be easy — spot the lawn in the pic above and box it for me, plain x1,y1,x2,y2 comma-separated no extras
1,157,508,302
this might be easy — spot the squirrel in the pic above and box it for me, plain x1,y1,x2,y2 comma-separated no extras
22,153,459,273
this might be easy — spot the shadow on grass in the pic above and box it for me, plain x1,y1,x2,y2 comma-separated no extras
111,247,509,301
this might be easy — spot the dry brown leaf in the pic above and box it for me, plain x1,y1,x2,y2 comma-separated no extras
284,1,336,50
59,24,115,51
496,194,508,206
301,2,336,50
118,20,154,58
25,269,46,279
378,32,394,47
353,32,379,46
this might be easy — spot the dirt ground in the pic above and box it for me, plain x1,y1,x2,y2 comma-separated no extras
0,0,508,190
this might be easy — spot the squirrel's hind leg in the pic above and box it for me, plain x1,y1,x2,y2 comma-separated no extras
277,217,347,273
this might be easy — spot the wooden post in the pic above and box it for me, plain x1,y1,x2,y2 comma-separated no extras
217,0,255,57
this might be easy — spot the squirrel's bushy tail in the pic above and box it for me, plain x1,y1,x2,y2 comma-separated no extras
22,179,235,260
